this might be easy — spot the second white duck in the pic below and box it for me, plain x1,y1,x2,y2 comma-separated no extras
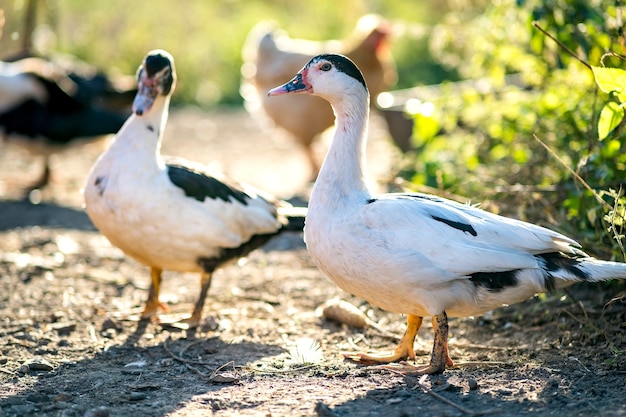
268,53,626,374
84,50,305,329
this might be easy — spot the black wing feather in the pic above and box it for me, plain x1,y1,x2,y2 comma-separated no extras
166,163,250,205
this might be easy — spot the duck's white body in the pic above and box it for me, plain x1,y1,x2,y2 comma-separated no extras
268,53,626,373
299,61,615,319
306,188,621,318
84,105,281,273
85,50,304,327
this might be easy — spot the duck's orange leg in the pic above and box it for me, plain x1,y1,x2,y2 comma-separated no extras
178,271,213,329
384,311,454,375
141,267,169,320
344,314,423,363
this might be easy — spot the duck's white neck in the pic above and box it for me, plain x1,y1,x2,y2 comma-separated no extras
310,90,371,208
113,95,170,159
146,95,171,140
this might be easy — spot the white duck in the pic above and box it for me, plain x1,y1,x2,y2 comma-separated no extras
84,50,305,329
268,53,626,374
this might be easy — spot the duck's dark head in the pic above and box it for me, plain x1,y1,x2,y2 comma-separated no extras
133,49,176,116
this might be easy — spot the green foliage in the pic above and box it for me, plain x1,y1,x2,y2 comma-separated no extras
1,0,450,106
593,66,626,102
598,101,624,140
399,0,626,260
592,66,626,139
527,0,623,69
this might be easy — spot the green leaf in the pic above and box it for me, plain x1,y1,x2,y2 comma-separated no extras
592,66,626,103
412,113,440,142
598,101,624,140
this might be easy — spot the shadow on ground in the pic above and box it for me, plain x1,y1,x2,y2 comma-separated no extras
0,200,95,232
1,328,285,416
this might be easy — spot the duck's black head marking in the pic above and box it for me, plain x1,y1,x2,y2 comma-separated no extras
140,50,175,95
314,54,368,91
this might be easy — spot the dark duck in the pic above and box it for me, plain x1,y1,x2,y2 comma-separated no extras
0,55,135,197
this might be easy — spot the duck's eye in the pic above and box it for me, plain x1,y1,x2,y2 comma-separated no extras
320,62,332,71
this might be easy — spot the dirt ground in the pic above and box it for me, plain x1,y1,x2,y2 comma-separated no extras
0,108,625,417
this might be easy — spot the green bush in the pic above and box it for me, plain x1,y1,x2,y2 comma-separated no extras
399,0,626,260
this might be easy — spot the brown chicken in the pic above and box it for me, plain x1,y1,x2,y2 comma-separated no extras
241,15,396,179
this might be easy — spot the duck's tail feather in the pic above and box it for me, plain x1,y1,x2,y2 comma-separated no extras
579,258,626,282
278,205,307,232
546,252,626,289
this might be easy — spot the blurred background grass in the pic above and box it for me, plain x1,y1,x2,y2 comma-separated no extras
1,0,461,106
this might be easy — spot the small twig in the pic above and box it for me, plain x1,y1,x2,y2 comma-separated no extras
346,335,366,351
185,363,211,377
532,21,592,70
605,187,626,259
183,360,239,379
247,363,319,374
600,52,626,67
533,134,611,211
177,339,204,358
182,359,241,382
163,339,242,382
452,343,513,351
563,288,590,322
492,183,561,193
212,360,235,375
597,307,626,315
562,308,590,325
603,294,626,313
163,337,214,366
452,360,507,367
